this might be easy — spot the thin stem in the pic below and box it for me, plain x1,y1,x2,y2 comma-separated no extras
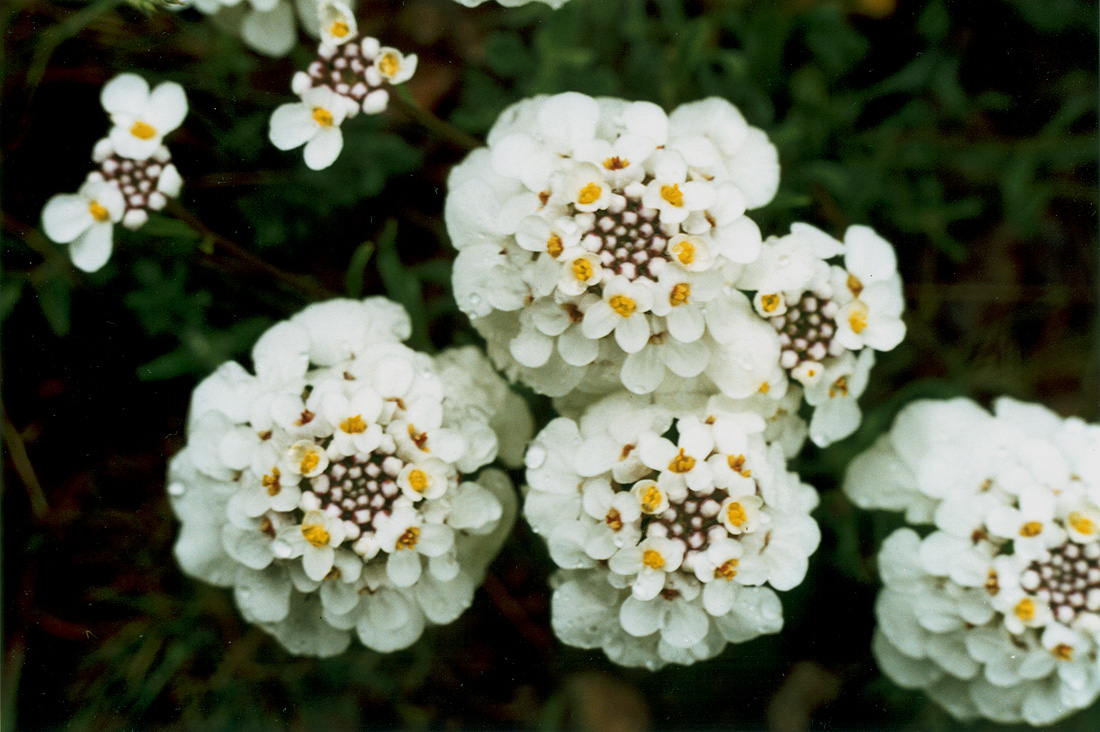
390,85,482,153
2,405,50,520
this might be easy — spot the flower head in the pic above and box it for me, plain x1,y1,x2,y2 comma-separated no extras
100,73,188,161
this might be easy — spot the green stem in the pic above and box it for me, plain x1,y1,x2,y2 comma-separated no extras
390,85,482,152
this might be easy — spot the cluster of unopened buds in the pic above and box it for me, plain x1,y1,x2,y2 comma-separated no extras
41,73,187,272
268,1,417,171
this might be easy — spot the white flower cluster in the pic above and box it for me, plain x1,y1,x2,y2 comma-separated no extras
167,297,531,655
182,0,351,58
268,1,417,171
453,0,571,7
446,92,905,446
525,391,820,669
41,73,186,272
844,397,1100,725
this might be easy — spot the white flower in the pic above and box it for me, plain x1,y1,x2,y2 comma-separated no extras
641,150,716,225
168,297,526,656
269,86,349,170
849,397,1100,725
525,391,819,668
833,226,906,352
318,0,356,46
803,348,875,447
581,276,655,353
41,178,124,272
100,73,187,161
373,47,417,85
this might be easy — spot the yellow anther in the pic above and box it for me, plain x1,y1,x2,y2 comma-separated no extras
669,283,691,306
340,415,366,434
727,454,746,473
605,509,623,531
984,569,999,595
672,239,695,265
88,201,110,223
829,376,850,398
299,450,321,474
263,467,282,496
609,294,636,317
396,526,420,550
660,184,684,207
378,52,401,78
760,294,781,313
1069,512,1096,535
603,156,629,170
546,234,564,257
1053,643,1074,661
714,559,739,580
302,522,331,547
312,107,334,127
330,20,350,38
848,305,868,334
130,121,156,140
640,484,663,513
572,258,594,282
668,448,696,474
1020,521,1043,537
408,469,430,492
1015,597,1036,622
642,549,665,569
727,502,748,527
847,274,864,297
577,182,602,205
758,382,770,394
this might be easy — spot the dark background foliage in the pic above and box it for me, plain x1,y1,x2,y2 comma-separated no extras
1,0,1097,729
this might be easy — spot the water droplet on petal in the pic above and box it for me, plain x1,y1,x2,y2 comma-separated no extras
468,294,482,308
168,482,186,496
525,445,547,469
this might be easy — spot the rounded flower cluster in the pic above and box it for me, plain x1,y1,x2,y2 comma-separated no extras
525,392,820,669
41,73,186,271
167,297,530,656
844,397,1100,725
268,1,416,171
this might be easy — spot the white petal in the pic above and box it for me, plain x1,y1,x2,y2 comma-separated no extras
387,549,422,587
147,82,188,133
69,224,114,272
100,73,149,116
619,595,663,637
241,3,297,58
234,565,291,623
269,103,317,151
41,194,92,244
303,126,344,170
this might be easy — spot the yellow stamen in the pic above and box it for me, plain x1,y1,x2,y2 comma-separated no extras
847,274,864,297
640,485,663,513
660,184,684,207
609,294,636,317
828,376,850,398
299,450,320,474
408,469,430,493
88,201,110,223
340,415,366,434
1069,512,1096,535
312,107,334,127
130,121,156,140
1053,643,1074,661
302,522,331,547
984,569,999,595
572,258,594,282
1014,597,1035,622
606,509,623,531
760,294,781,313
330,20,350,38
669,283,690,306
603,156,629,170
714,559,739,580
758,382,770,394
577,182,602,205
546,234,564,257
642,549,665,570
848,305,868,334
672,239,695,265
396,526,420,550
668,448,696,474
728,454,746,473
1020,521,1043,538
378,52,401,78
727,502,748,527
263,467,281,496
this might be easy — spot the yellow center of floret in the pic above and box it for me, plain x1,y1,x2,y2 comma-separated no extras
572,258,594,282
984,569,999,595
759,382,771,394
760,294,781,313
642,549,666,570
396,526,420,550
577,182,602,205
1069,512,1096,535
330,20,350,38
1015,597,1036,622
847,274,864,297
605,509,624,531
715,559,739,580
1020,521,1043,538
829,376,849,398
302,522,331,547
672,239,695,266
299,450,321,474
546,234,564,257
727,502,748,527
640,485,663,513
263,467,281,496
669,283,691,306
408,469,430,492
609,294,636,317
130,121,156,140
88,201,110,222
668,448,696,474
312,107,334,127
848,305,868,334
660,184,684,207
340,415,366,434
1053,643,1074,661
603,156,629,170
378,53,401,78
